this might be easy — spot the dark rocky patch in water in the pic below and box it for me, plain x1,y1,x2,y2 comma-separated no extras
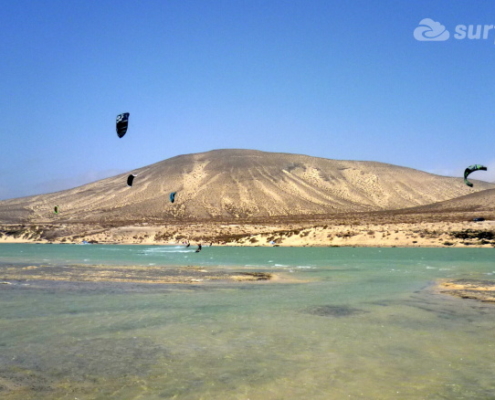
305,305,366,317
234,272,271,281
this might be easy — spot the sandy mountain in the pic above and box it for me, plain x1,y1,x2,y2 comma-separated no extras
1,149,494,223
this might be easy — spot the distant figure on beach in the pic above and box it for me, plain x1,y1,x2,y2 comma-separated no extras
195,244,202,253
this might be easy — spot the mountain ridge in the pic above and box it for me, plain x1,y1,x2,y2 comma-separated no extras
1,149,494,223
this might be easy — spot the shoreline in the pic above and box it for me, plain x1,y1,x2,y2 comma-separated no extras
1,219,494,248
1,241,494,248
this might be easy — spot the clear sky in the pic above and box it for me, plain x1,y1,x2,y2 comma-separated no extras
1,0,494,200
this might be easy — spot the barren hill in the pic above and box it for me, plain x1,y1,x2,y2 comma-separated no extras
0,149,494,223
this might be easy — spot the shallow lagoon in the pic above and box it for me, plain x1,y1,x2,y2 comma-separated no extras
1,244,495,399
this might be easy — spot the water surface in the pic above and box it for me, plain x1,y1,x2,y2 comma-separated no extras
1,244,494,399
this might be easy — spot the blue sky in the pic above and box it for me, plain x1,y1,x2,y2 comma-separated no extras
1,0,494,200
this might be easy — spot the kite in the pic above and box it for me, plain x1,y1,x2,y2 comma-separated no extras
116,113,130,138
169,192,176,203
54,206,59,214
464,164,487,187
127,174,136,187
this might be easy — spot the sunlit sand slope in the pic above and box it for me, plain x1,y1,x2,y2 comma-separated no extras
400,188,495,213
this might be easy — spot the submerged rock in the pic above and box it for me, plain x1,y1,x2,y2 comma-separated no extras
305,305,366,317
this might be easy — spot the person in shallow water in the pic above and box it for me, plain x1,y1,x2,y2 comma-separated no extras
195,244,202,253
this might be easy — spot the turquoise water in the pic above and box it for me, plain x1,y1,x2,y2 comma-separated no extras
1,244,495,399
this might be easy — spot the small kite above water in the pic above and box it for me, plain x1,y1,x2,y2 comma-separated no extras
116,113,130,138
127,174,136,187
464,164,487,187
169,192,177,203
54,206,59,214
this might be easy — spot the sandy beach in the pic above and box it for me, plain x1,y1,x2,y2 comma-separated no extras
1,217,494,248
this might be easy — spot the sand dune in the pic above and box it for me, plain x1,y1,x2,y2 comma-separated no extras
401,188,495,213
1,149,493,224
